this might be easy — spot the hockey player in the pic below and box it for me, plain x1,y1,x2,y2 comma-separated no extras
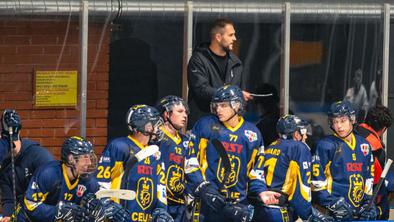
156,95,228,222
0,109,54,222
190,85,280,222
15,136,130,222
311,101,377,221
96,104,173,222
252,115,333,222
355,105,393,220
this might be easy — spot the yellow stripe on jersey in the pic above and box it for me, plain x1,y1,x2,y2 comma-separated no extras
110,161,124,191
62,164,79,190
324,161,333,193
198,138,209,179
282,161,298,200
128,135,147,149
223,116,244,132
281,161,311,202
23,192,49,211
335,133,356,151
161,127,181,145
247,149,259,177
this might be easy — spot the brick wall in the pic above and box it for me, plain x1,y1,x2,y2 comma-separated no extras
0,21,110,158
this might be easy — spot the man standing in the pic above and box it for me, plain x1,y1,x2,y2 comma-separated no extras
188,18,252,127
355,105,393,220
0,110,54,222
311,101,376,221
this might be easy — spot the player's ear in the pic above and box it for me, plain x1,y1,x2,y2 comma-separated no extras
67,154,76,164
164,111,170,122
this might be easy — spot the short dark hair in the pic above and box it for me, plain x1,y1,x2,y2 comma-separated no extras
365,105,392,131
209,18,234,39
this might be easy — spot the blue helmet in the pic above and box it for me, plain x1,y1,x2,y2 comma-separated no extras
61,136,97,178
211,85,245,114
126,104,164,141
327,101,356,123
156,95,189,116
61,136,94,162
276,115,311,139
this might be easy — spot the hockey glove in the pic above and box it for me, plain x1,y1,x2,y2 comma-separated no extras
80,193,106,221
358,202,377,220
308,207,334,222
223,202,254,222
196,182,226,212
1,109,21,142
150,208,174,222
103,201,131,222
55,201,87,222
327,197,353,221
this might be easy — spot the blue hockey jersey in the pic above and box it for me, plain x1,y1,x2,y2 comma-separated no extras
97,136,167,222
311,133,374,211
18,161,99,222
159,128,204,204
259,139,312,220
191,115,267,203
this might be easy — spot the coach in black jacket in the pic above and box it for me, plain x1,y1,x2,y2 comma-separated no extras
187,18,252,127
0,110,54,221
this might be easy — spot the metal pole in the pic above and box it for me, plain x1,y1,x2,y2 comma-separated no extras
80,0,88,137
182,1,193,102
280,2,290,116
382,3,390,151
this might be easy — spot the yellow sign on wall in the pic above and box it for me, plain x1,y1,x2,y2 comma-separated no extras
35,71,78,107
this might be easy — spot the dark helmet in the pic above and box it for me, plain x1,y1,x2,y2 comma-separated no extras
276,115,311,139
156,95,189,116
61,136,94,163
61,136,97,178
1,109,22,141
211,85,245,114
126,104,164,141
327,101,356,124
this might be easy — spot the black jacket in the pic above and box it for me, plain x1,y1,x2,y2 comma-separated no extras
187,43,244,126
0,138,54,216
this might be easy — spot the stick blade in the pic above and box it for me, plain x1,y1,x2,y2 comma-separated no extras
95,189,136,200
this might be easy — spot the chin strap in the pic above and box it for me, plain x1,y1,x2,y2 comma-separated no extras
223,110,238,123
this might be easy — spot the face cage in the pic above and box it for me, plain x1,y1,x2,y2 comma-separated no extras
165,101,190,115
328,114,356,128
210,100,242,115
299,124,313,136
71,152,98,179
143,118,164,143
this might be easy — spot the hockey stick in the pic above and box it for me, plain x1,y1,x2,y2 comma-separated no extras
366,158,393,210
8,127,17,213
211,139,231,199
249,93,273,97
95,189,136,200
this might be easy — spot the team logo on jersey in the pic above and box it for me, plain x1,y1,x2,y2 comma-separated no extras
136,177,154,210
217,154,241,188
244,130,258,142
348,174,364,207
166,165,185,197
360,143,370,156
76,185,87,197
